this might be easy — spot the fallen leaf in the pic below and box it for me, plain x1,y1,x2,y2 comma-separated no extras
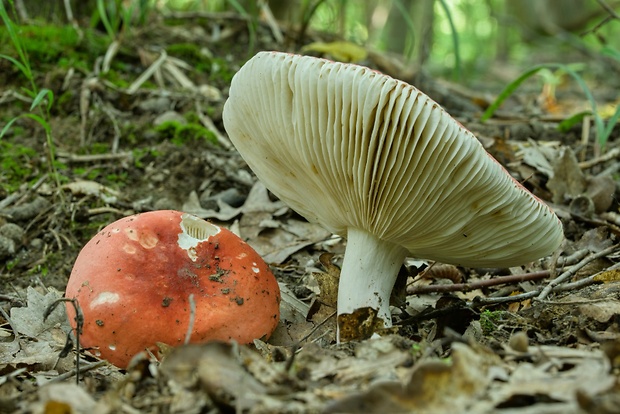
302,41,367,62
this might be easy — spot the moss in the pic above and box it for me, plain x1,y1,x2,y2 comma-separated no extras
0,142,39,192
479,310,505,335
132,148,162,168
101,69,131,89
90,143,111,154
154,120,217,146
0,25,107,65
208,57,236,84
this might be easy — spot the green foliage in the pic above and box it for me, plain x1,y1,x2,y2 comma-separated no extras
436,0,461,80
167,43,213,72
106,171,128,184
0,0,64,192
132,147,162,168
479,309,504,335
0,25,77,63
0,141,38,192
155,120,217,146
481,63,619,149
227,0,258,55
94,0,146,39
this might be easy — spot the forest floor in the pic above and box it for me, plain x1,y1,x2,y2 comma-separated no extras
1,11,620,414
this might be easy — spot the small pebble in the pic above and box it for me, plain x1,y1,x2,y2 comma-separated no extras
509,331,529,353
0,222,25,244
0,235,16,260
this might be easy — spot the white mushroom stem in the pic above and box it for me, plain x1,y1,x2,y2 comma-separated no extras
337,227,409,330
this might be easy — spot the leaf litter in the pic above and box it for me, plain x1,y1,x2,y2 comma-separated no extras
1,10,620,414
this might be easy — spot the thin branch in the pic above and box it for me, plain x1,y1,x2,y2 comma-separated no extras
595,0,620,19
537,243,620,300
408,270,550,294
184,294,196,345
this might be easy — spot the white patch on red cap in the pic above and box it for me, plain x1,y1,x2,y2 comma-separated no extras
91,292,120,308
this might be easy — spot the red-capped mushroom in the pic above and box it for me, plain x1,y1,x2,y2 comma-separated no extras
64,210,280,368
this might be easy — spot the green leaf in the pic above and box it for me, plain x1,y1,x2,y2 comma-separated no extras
0,53,30,79
22,113,51,136
31,89,55,112
557,111,591,132
601,46,620,62
601,104,620,143
481,63,611,148
0,117,21,139
481,65,547,122
97,0,116,38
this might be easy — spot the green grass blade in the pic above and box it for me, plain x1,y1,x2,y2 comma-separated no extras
97,0,116,38
226,0,256,54
481,65,548,122
0,2,31,79
0,117,21,139
437,0,461,81
0,53,30,78
602,104,620,142
481,62,611,148
601,46,620,62
392,0,418,61
31,89,54,112
22,113,51,136
557,110,591,132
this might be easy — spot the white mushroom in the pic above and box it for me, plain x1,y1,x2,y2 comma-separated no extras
223,51,564,341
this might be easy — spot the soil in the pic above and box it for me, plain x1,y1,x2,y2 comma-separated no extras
1,12,620,414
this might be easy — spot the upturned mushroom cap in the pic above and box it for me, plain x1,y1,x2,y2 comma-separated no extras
223,52,563,340
223,51,563,267
65,210,280,368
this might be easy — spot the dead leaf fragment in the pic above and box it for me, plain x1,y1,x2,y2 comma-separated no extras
302,41,367,62
578,300,620,323
547,146,586,204
325,342,496,414
160,342,265,410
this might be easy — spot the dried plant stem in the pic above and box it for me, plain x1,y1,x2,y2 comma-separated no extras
411,245,619,306
470,249,620,306
537,243,619,300
184,294,196,345
408,270,550,294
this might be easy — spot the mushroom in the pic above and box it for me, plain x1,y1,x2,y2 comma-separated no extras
222,51,564,341
64,210,280,368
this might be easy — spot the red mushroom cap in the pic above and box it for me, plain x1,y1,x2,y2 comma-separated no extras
65,210,280,368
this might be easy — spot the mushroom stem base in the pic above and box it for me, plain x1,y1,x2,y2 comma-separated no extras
337,228,408,342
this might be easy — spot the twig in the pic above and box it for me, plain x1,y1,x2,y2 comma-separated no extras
571,212,620,236
47,360,108,384
578,147,620,169
537,243,620,300
127,50,168,94
472,290,539,305
184,294,196,345
537,297,611,305
259,0,283,43
595,0,620,19
57,151,133,163
555,261,620,292
471,251,620,306
299,310,336,343
195,101,233,149
87,206,127,216
45,298,84,384
408,270,550,294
